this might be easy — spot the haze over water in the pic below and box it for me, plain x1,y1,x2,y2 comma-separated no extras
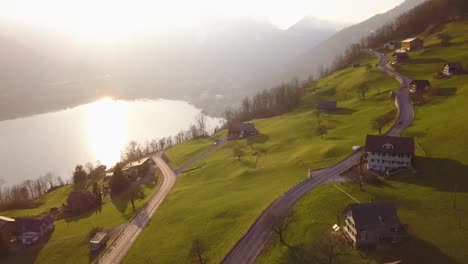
0,98,223,185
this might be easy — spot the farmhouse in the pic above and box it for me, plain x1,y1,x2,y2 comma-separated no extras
318,100,337,111
15,215,55,245
442,62,463,76
228,123,258,139
391,52,409,65
122,157,155,178
0,216,15,244
343,202,407,248
409,80,431,94
65,191,97,215
384,41,397,50
365,135,414,173
401,37,423,51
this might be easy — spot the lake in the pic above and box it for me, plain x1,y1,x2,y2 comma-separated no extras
0,98,224,185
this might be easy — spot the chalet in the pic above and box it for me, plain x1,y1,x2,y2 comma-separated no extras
318,100,337,111
228,123,258,139
0,216,15,244
391,52,409,65
365,135,414,173
90,231,109,251
343,202,407,248
65,191,97,215
401,37,423,51
409,80,431,94
15,215,55,245
384,41,397,50
442,63,463,76
122,157,155,178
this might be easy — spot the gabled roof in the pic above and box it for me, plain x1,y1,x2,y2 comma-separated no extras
123,157,152,170
365,135,414,155
15,218,44,233
345,202,401,229
0,216,14,230
318,100,337,110
445,62,463,70
402,37,421,43
409,80,431,87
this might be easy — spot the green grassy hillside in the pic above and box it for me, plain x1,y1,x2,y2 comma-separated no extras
257,20,468,264
124,56,401,263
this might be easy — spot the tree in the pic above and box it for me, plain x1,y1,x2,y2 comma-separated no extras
265,208,296,249
44,172,55,189
195,112,208,137
316,125,328,139
110,163,129,194
357,82,369,100
371,109,396,135
307,231,347,264
232,147,245,161
73,165,87,187
189,238,207,264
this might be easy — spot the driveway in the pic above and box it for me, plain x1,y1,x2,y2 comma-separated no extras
222,52,414,264
97,154,177,264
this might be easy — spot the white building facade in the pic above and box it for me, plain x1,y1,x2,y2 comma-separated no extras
365,135,414,173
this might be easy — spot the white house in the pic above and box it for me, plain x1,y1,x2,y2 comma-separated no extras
365,135,414,173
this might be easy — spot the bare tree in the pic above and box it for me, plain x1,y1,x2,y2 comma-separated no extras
307,231,347,264
357,82,369,100
44,172,55,189
265,208,296,249
316,125,328,139
189,238,207,264
232,147,245,161
195,112,208,137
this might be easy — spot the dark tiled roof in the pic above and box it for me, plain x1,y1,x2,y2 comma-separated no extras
346,202,401,229
445,63,463,70
318,100,337,110
240,123,257,133
409,80,431,87
15,218,44,233
365,135,414,155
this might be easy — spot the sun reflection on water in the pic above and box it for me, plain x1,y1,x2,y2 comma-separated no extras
84,97,127,167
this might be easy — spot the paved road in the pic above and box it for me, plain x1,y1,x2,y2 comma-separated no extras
222,53,414,264
175,136,227,175
97,155,177,264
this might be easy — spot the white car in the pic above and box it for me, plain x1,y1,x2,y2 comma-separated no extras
352,146,361,151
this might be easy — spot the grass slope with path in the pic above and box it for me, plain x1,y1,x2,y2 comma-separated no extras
257,20,468,264
124,56,400,264
3,179,158,264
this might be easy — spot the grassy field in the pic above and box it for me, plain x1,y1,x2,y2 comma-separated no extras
1,185,73,218
124,56,401,264
257,21,468,264
3,180,158,264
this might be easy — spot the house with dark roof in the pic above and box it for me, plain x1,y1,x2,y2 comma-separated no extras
409,80,431,94
365,135,414,173
343,202,407,248
442,63,463,76
122,157,155,179
15,215,55,245
228,123,258,139
391,52,409,65
65,191,97,215
401,37,423,51
318,100,337,111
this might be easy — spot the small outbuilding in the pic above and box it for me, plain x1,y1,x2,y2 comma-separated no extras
409,80,431,94
343,202,407,248
90,232,109,251
401,37,423,51
318,100,337,111
391,52,409,65
442,63,463,76
228,123,258,139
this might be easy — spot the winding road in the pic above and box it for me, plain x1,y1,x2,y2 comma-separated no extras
97,155,177,264
221,52,414,264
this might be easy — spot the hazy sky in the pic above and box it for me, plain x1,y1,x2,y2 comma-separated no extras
0,0,406,38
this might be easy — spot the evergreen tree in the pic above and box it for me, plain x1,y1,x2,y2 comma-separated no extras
110,163,129,194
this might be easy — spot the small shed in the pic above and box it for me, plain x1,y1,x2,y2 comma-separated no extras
318,100,337,111
401,38,423,51
90,232,109,251
228,123,258,139
391,52,409,65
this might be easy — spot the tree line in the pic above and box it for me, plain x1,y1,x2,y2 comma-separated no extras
222,79,307,125
0,173,65,211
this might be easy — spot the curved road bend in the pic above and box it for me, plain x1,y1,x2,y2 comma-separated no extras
222,53,414,264
98,155,177,264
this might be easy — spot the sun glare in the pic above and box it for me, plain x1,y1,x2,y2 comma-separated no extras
84,97,127,167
